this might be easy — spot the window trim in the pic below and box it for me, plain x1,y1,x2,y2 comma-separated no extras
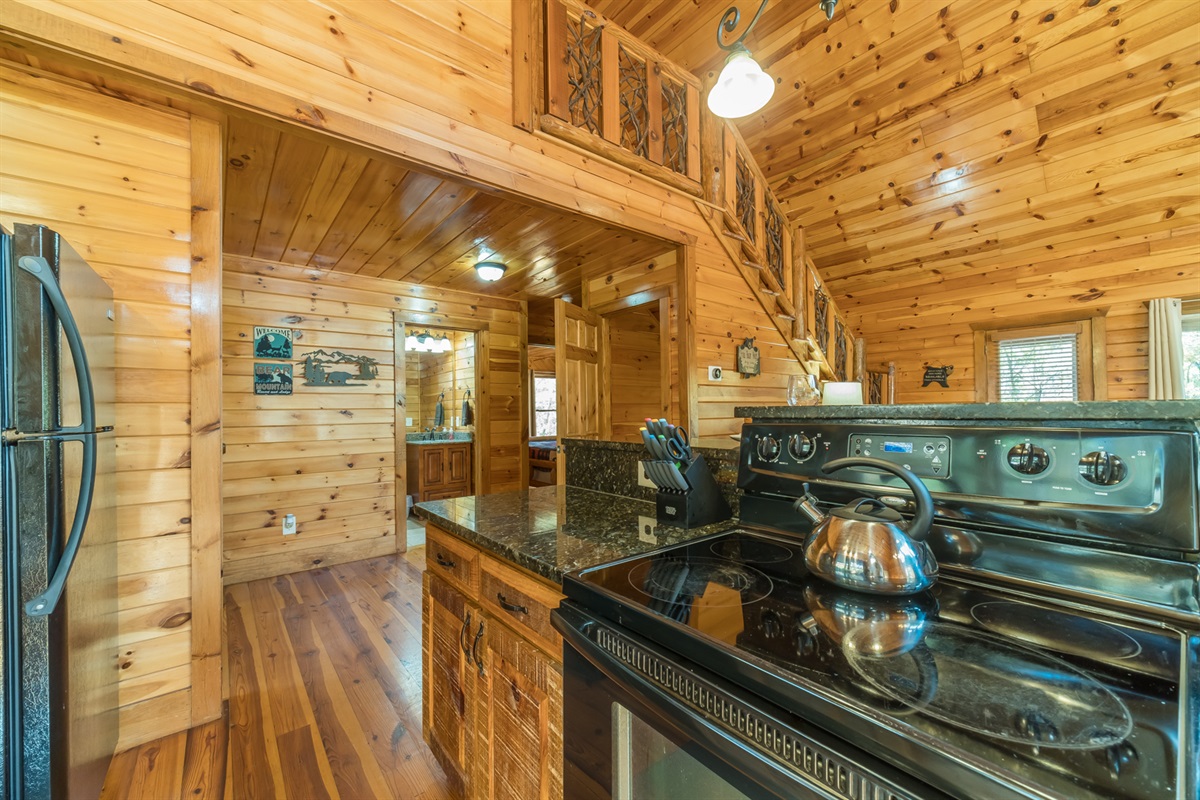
973,313,1107,403
530,370,557,440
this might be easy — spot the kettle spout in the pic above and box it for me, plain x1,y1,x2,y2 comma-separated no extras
794,484,826,526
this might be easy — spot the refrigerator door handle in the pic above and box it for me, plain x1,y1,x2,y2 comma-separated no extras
16,255,100,618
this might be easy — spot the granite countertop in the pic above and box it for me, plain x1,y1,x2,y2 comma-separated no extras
413,485,736,584
735,400,1200,427
405,432,474,444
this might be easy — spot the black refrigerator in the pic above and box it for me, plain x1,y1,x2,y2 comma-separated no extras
1,223,118,800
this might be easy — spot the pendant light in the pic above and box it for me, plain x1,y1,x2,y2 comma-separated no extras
706,0,838,119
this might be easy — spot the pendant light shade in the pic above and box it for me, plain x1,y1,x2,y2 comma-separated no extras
474,261,506,282
707,49,775,119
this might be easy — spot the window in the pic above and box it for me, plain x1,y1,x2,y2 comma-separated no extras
974,317,1105,402
1183,299,1200,399
532,373,557,438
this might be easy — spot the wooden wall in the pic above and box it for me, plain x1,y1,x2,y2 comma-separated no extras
584,250,679,438
222,259,397,585
0,1,809,437
222,255,524,583
0,61,220,749
606,305,662,441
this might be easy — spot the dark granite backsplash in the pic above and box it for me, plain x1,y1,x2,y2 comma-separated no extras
563,438,741,515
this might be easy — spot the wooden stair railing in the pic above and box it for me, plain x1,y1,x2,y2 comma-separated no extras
696,202,810,369
516,0,858,380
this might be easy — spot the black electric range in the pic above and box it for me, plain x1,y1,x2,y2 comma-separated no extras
555,416,1200,800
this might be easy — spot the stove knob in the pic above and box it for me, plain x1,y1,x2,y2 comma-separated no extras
1079,450,1127,486
757,435,781,463
761,609,781,638
1094,737,1139,777
788,433,815,462
1007,443,1050,475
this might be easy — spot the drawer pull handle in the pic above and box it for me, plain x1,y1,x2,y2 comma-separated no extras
472,621,485,676
497,593,528,615
460,611,473,655
435,552,456,569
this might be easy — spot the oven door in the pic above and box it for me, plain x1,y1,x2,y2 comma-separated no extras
553,602,938,800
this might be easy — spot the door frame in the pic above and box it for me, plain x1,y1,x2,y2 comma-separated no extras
393,314,487,552
590,285,675,431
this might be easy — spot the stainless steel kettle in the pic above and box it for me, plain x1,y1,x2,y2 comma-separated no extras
795,457,937,595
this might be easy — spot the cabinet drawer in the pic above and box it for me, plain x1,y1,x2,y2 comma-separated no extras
427,526,480,595
480,555,563,659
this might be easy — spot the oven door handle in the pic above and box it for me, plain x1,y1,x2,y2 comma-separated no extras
552,603,858,800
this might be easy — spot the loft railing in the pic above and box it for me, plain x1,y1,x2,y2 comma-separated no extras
515,0,702,195
513,0,854,377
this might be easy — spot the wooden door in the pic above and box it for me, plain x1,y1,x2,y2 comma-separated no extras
473,617,563,800
423,572,477,798
448,443,471,487
422,447,446,488
554,300,610,484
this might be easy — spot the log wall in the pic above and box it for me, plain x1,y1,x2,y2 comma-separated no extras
222,255,524,584
0,0,805,441
0,61,213,749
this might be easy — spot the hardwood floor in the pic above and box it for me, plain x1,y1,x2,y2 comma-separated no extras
100,545,451,799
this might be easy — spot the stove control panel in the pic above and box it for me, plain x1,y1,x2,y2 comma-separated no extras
738,421,1199,554
847,432,951,478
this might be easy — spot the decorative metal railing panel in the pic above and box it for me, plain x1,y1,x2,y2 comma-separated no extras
618,43,649,158
566,15,603,135
834,318,847,381
538,0,701,194
868,372,884,404
765,201,785,290
735,151,756,244
661,75,688,175
813,284,830,356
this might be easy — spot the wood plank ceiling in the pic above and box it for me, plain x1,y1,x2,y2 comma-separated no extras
589,0,1200,308
222,116,673,302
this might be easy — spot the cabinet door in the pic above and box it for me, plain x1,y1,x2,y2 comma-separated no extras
423,572,477,798
422,446,446,487
473,616,563,800
447,443,471,486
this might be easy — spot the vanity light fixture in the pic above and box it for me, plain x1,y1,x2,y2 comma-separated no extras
474,261,506,282
706,0,838,119
405,330,453,353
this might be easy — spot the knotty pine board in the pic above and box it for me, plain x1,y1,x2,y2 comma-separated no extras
3,1,811,439
222,255,525,585
0,61,204,750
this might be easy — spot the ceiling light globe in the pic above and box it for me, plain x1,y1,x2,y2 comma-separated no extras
475,261,506,282
707,50,775,119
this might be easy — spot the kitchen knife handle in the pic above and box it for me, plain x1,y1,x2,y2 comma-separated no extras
17,256,98,618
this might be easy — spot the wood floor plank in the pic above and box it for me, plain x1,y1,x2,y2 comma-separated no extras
125,729,186,799
225,584,284,799
307,567,445,798
277,725,335,800
180,718,228,800
277,570,393,799
105,549,450,800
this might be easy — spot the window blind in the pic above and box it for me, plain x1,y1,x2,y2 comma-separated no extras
996,333,1078,402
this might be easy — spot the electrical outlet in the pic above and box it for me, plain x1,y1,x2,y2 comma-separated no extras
637,462,655,488
637,516,658,545
282,513,297,536
708,365,723,381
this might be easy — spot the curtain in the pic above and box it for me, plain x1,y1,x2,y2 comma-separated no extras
1148,298,1184,400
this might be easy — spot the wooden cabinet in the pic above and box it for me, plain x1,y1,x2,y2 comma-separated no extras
422,524,563,800
408,442,473,502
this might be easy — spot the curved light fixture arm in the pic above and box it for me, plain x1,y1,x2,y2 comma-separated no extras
716,0,771,53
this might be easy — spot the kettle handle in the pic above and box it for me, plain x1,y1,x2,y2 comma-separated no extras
821,457,935,540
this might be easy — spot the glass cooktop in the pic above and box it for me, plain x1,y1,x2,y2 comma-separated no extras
566,529,1193,800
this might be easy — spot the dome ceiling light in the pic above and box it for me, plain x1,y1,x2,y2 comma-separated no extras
474,261,506,282
707,0,838,120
